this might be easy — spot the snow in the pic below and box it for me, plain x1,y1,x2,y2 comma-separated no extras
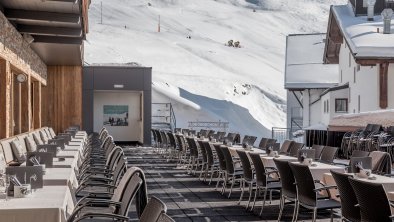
329,109,394,128
285,33,339,89
85,0,346,138
333,4,394,59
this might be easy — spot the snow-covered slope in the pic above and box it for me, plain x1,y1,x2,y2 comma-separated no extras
85,0,346,138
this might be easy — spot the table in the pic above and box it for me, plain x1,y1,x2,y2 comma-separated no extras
260,155,297,168
227,146,265,157
0,186,75,222
0,131,87,222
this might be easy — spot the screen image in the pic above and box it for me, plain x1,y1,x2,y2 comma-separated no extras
103,105,129,126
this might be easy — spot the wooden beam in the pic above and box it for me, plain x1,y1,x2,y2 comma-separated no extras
5,9,81,24
20,75,31,133
32,35,83,44
379,63,389,109
18,25,82,37
44,0,78,3
0,60,12,138
357,59,394,65
33,81,42,129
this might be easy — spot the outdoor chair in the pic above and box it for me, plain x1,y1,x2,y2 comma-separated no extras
369,151,392,175
236,150,255,209
274,158,298,221
289,162,340,222
348,156,372,173
202,141,220,184
349,177,394,222
139,196,167,222
311,144,324,160
279,140,294,154
197,140,208,180
330,171,361,222
69,167,144,222
351,150,370,157
213,144,227,191
220,146,243,198
258,137,269,149
319,146,338,164
298,149,316,161
249,152,281,215
288,142,304,157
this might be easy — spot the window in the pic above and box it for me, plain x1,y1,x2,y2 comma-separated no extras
349,52,351,67
335,98,348,113
324,101,326,113
353,67,356,83
358,95,361,113
327,100,329,112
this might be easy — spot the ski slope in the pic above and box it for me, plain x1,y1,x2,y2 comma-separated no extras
85,0,346,138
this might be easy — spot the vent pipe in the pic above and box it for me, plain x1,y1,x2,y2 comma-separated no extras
367,0,376,21
382,8,393,34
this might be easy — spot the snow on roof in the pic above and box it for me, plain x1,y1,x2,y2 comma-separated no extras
285,33,339,90
329,109,394,131
333,4,394,59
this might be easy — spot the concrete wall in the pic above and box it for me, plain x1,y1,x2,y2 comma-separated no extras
338,42,394,113
82,66,152,145
286,91,302,129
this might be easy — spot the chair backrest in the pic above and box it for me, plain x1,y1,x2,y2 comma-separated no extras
348,177,392,222
258,138,268,149
320,146,338,163
279,140,294,154
266,139,277,149
289,162,316,207
112,158,127,186
349,156,372,173
188,138,199,157
311,144,324,160
236,150,253,181
160,131,168,147
242,135,257,146
249,152,268,187
140,196,167,222
369,151,392,174
166,132,177,148
273,158,296,199
203,142,214,165
213,144,226,170
197,140,207,163
175,135,184,152
351,150,370,158
157,212,175,222
220,146,235,174
297,149,315,161
117,173,143,216
330,170,361,222
289,142,304,157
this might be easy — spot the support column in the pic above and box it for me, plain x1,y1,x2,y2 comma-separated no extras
0,60,12,138
379,63,389,109
21,74,31,132
33,81,42,129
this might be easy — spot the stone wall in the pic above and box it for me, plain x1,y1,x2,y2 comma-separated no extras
0,11,47,83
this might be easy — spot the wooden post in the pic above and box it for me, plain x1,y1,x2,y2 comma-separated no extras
20,73,31,132
33,81,42,129
379,62,389,109
0,60,12,138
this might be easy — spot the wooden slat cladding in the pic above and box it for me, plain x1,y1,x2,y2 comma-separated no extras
42,66,82,134
324,6,343,64
379,63,389,109
0,59,12,138
32,81,41,129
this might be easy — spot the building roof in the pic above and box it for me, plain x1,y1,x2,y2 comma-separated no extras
0,0,90,65
285,33,339,90
325,4,394,64
329,109,394,132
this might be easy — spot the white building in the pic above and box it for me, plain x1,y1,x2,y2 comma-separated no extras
324,1,394,115
285,34,340,134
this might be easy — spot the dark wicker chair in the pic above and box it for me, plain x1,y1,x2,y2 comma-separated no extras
140,196,167,222
249,152,281,215
330,170,361,222
279,140,294,154
197,140,208,180
348,177,394,222
273,158,298,221
213,144,227,191
297,149,316,161
289,163,340,222
311,144,324,160
289,142,304,157
351,150,370,157
348,156,372,173
236,150,255,209
220,146,243,198
202,141,220,184
258,138,269,149
319,146,338,164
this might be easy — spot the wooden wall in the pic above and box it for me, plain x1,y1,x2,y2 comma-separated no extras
42,66,82,134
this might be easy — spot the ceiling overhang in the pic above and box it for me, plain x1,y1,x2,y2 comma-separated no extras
0,0,90,65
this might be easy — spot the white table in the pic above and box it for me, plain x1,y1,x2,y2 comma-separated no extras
260,155,297,168
0,186,75,222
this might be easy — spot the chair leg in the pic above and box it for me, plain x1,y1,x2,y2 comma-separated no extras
209,166,215,185
246,181,253,210
215,171,222,190
277,196,284,222
312,208,317,222
238,180,245,205
221,174,227,195
259,188,268,217
330,208,334,222
293,201,299,222
251,186,259,211
228,175,235,198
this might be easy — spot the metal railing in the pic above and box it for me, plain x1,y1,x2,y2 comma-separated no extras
272,127,304,144
152,103,176,131
188,121,229,132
